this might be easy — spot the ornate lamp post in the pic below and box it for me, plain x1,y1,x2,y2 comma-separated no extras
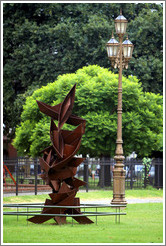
106,10,134,205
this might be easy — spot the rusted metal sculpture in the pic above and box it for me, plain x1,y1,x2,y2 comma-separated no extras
28,84,93,225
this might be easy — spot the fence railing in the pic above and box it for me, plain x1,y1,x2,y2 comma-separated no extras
3,157,163,195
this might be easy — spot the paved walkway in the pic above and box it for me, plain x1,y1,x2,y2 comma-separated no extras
81,198,163,204
3,191,163,204
3,191,50,197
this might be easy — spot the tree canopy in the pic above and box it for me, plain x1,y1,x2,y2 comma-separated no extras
3,3,163,137
13,65,163,158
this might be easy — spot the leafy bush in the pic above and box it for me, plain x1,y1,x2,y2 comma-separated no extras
13,65,163,157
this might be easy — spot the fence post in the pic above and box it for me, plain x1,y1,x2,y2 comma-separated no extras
130,163,133,189
144,165,147,188
83,159,89,192
104,157,111,187
34,158,38,195
16,158,19,196
99,158,105,188
153,158,163,189
157,160,160,188
110,159,114,187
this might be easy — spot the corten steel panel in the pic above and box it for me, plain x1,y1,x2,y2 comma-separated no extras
54,216,67,225
66,208,94,224
65,177,87,188
36,101,86,127
28,193,76,224
28,84,93,225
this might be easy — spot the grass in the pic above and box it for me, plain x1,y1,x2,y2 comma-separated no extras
3,203,163,243
3,187,163,243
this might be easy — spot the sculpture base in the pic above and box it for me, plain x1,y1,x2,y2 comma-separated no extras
28,182,94,225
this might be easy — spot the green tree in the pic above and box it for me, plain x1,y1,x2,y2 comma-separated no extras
3,3,163,137
125,6,163,94
13,65,163,158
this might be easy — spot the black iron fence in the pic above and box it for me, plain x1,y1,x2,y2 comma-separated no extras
3,157,163,195
81,157,163,191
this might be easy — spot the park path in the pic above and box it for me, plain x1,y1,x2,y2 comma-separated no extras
81,198,163,204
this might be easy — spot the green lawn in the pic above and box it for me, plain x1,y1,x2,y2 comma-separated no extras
3,203,163,243
3,188,163,243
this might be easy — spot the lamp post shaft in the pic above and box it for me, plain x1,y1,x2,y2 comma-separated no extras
116,35,123,153
111,35,127,205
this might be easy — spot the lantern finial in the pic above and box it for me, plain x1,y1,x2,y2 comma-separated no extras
120,8,122,15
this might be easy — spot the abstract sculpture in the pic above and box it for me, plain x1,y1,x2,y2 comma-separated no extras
28,84,93,224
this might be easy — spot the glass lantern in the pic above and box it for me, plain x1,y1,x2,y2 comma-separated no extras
106,35,119,60
114,11,128,36
122,37,134,59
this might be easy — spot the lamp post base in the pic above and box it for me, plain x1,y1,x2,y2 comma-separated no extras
111,199,127,205
111,158,127,206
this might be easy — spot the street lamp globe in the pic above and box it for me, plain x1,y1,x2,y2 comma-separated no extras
106,33,119,64
122,37,134,59
114,10,128,36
